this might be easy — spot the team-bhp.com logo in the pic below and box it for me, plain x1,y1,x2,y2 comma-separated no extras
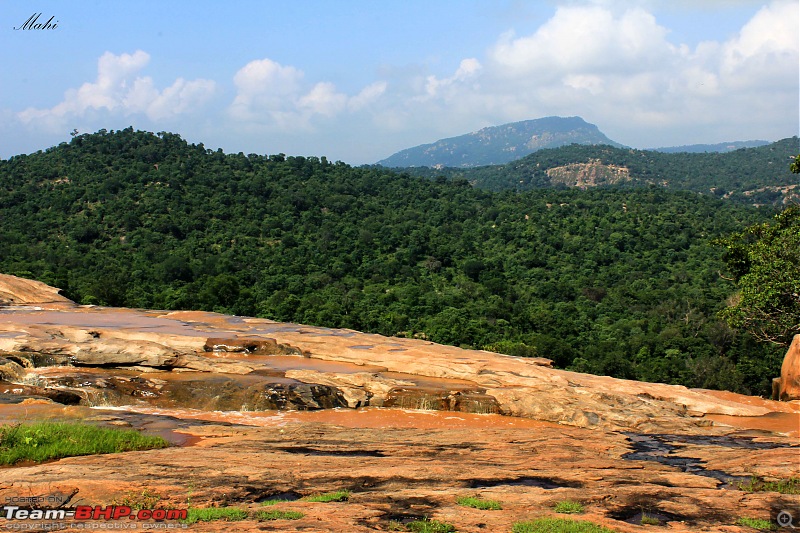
2,505,188,528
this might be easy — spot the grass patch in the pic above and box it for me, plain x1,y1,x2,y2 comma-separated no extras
302,489,350,502
0,422,168,465
640,514,660,525
737,476,800,495
553,500,584,514
456,496,502,510
180,507,248,525
737,517,776,530
405,518,457,533
260,499,287,506
255,509,304,521
115,489,161,510
512,518,616,533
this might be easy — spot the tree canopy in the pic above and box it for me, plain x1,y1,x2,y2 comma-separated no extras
0,128,787,395
717,155,800,345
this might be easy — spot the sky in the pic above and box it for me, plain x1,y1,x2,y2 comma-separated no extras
1,0,797,164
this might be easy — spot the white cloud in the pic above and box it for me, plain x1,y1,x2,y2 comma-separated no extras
16,50,216,130
489,6,673,78
720,0,798,88
228,57,388,129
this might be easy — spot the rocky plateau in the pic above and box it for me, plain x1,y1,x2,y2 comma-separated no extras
0,273,797,532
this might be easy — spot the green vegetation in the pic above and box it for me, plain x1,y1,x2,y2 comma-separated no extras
260,499,290,506
255,509,304,520
180,507,248,524
640,514,660,525
456,496,502,510
0,128,789,394
737,476,800,494
115,489,161,510
736,517,776,530
405,518,457,533
717,208,800,347
303,490,350,502
404,138,799,204
553,500,584,514
0,422,168,465
512,518,616,533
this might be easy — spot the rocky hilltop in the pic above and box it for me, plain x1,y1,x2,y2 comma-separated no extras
0,274,797,532
377,116,622,168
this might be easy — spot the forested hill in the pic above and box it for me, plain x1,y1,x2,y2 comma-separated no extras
394,137,799,205
0,128,785,395
377,116,622,168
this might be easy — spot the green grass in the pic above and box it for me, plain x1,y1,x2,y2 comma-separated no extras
512,518,616,533
456,496,502,510
260,499,288,506
255,509,304,521
737,476,800,494
405,518,457,533
115,489,161,510
640,514,660,525
302,489,350,502
553,500,584,514
737,517,776,530
180,507,248,525
0,422,169,465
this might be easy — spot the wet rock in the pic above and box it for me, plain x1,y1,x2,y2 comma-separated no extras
779,334,800,400
284,370,415,407
0,358,25,381
0,381,83,405
204,336,304,355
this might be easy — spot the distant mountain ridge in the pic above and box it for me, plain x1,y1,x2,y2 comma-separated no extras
377,116,623,168
651,140,771,153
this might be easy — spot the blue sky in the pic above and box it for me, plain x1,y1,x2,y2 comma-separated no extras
1,0,797,164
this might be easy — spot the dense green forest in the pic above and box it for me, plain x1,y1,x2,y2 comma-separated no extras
397,139,799,205
0,128,789,395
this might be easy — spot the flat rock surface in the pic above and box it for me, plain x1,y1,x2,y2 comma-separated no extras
0,406,797,532
0,274,798,532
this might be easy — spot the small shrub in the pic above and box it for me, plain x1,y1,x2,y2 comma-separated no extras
512,518,616,533
737,517,776,530
553,500,584,514
181,507,248,525
456,496,502,510
406,518,457,533
255,509,304,521
303,490,350,502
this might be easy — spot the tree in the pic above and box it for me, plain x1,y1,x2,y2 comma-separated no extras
717,157,800,345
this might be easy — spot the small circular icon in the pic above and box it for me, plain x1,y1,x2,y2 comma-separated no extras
777,510,794,528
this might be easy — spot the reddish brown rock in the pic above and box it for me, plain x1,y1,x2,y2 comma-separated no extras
0,413,795,533
0,273,74,307
779,334,800,400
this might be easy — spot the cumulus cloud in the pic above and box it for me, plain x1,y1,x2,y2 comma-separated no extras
228,58,388,129
489,6,673,78
17,50,216,130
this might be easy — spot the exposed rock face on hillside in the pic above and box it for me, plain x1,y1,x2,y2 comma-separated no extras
546,159,631,188
0,274,798,532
